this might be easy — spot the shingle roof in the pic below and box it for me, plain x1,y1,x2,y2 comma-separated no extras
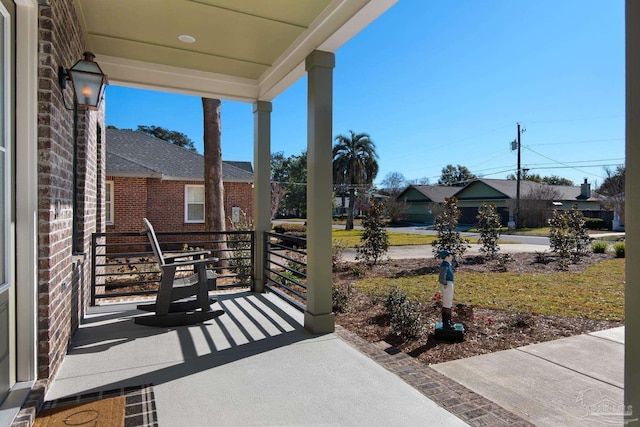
400,185,459,203
455,178,600,202
106,129,253,182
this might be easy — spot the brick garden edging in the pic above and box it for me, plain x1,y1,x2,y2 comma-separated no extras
335,325,534,427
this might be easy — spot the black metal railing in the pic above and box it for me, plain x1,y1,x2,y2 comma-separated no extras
91,230,254,305
263,232,307,311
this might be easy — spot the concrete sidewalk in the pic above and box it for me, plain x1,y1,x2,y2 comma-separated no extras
432,327,627,426
342,243,549,262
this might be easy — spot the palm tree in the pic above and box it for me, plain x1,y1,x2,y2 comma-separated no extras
333,130,379,230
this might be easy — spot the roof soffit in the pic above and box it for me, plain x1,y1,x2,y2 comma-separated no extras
74,0,398,101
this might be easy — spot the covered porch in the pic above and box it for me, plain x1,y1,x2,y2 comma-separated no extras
43,293,466,426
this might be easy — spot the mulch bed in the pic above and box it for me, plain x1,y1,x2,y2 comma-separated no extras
333,252,623,365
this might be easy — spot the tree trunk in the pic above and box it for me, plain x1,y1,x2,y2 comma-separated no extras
346,188,356,230
202,98,228,266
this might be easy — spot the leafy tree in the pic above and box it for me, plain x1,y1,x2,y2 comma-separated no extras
269,151,308,218
431,197,470,260
356,197,389,265
379,171,407,196
476,202,502,259
285,152,307,217
542,175,574,186
597,165,625,225
506,171,542,182
333,130,379,230
438,164,476,186
506,172,573,186
137,125,197,151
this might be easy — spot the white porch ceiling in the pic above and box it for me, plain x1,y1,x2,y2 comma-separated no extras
74,0,397,101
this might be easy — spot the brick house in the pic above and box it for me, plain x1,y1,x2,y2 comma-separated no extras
106,128,253,233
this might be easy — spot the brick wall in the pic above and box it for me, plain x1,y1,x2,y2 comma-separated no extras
107,177,253,233
37,0,105,380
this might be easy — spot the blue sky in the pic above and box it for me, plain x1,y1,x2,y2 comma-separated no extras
106,0,624,188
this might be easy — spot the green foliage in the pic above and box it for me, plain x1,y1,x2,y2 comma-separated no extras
332,241,345,268
591,241,608,254
270,152,308,218
548,205,592,270
333,130,379,230
438,164,476,186
136,125,196,152
614,241,625,258
332,283,353,313
476,202,502,259
228,210,253,283
273,223,306,233
584,218,606,230
506,173,574,186
384,288,425,339
431,197,470,261
356,198,389,265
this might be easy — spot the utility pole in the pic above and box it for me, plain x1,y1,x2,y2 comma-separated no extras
510,122,524,228
516,122,521,228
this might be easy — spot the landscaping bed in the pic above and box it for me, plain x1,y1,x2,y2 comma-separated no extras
333,252,624,365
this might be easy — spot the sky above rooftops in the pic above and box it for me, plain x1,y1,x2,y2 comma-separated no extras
105,0,623,188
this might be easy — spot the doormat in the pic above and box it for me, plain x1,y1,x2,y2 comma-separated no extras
35,384,157,427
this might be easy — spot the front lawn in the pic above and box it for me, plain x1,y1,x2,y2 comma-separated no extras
352,258,624,321
332,229,439,247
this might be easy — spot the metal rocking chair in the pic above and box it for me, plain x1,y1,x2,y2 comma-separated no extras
134,218,224,327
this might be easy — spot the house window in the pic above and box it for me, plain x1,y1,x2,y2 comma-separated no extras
105,181,114,225
185,185,205,223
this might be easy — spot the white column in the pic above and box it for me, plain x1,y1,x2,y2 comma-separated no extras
625,3,640,422
253,101,272,293
304,50,335,333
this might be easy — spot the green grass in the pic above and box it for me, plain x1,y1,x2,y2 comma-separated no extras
332,229,439,247
353,259,624,321
501,227,551,237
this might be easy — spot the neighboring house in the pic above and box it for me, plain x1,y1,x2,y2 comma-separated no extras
106,129,253,232
397,179,607,227
396,185,459,223
453,178,604,226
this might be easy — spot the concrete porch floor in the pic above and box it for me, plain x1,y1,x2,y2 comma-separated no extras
44,291,469,426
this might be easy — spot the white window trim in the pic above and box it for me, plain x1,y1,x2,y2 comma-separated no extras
105,180,114,225
184,184,205,223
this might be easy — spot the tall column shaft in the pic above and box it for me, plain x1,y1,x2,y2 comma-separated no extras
304,50,335,333
253,101,272,293
626,2,640,423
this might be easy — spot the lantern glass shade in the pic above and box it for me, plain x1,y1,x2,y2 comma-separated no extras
68,53,108,110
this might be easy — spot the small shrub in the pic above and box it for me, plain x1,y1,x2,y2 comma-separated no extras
384,288,425,339
455,303,474,321
511,312,536,328
348,263,366,278
614,241,625,258
332,283,352,313
495,253,514,272
332,241,345,268
534,251,551,264
585,217,606,230
356,197,389,265
273,223,306,234
591,241,608,254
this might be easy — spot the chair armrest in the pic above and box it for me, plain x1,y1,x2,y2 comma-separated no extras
165,250,212,263
162,257,219,269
